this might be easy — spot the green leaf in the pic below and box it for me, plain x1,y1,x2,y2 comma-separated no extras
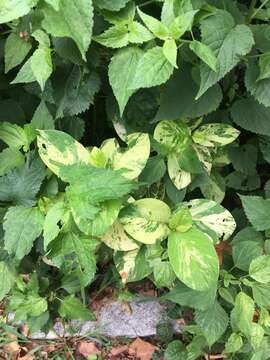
231,292,254,337
112,132,150,179
59,295,95,320
163,39,178,68
15,294,48,321
130,46,174,90
192,123,240,147
195,300,228,347
161,280,217,310
93,24,129,48
153,261,176,288
0,0,38,24
232,227,264,271
128,21,154,44
224,333,243,353
168,227,219,291
37,129,90,175
231,98,270,136
31,101,55,130
94,0,129,11
42,0,93,60
4,206,44,260
252,282,270,309
164,340,186,360
11,57,36,85
170,10,197,39
44,0,60,10
109,47,143,115
137,8,169,40
30,47,53,91
249,256,270,283
169,207,192,233
154,65,223,122
0,152,46,206
196,10,254,99
0,148,24,177
4,33,32,73
101,220,139,251
43,201,69,249
0,261,16,301
258,53,270,81
0,122,28,149
167,153,191,190
184,199,236,243
139,156,166,186
240,195,270,231
120,198,171,244
189,40,217,71
57,117,85,141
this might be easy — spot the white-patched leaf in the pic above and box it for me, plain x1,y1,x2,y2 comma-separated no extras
167,153,191,190
101,220,139,251
192,123,240,147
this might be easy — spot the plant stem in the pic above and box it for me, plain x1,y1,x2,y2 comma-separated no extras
247,0,257,23
250,0,270,21
139,0,157,8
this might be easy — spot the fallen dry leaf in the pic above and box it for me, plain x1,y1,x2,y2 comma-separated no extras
110,345,129,357
19,355,34,360
77,341,101,357
128,338,158,360
3,334,20,354
215,241,231,266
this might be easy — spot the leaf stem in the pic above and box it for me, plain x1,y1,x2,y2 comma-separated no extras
138,0,157,7
247,0,257,23
250,0,270,21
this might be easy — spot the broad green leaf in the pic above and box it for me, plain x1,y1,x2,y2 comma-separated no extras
130,46,174,90
192,123,240,147
231,292,254,337
112,132,150,179
4,33,32,73
189,40,217,71
250,323,264,349
4,206,44,260
0,148,24,176
94,0,129,11
101,220,139,251
89,147,107,168
161,280,217,310
167,153,191,190
44,0,60,10
185,199,236,243
114,246,151,283
0,0,38,24
228,143,258,175
109,47,143,115
154,65,223,122
252,282,270,309
14,294,48,321
93,25,129,48
224,333,243,353
120,198,171,244
0,261,16,301
170,10,197,39
139,156,166,186
196,10,254,98
258,53,270,81
11,57,36,85
37,130,90,175
42,0,93,59
249,256,270,283
0,122,28,149
195,301,228,346
240,195,270,231
31,101,55,130
100,2,135,25
127,21,154,44
154,120,191,153
163,39,178,68
153,260,176,288
30,48,52,91
58,117,85,141
232,227,264,271
231,98,270,136
59,295,95,320
168,227,219,291
169,207,192,233
164,340,186,360
178,143,204,174
137,8,169,40
0,152,46,207
199,171,225,204
43,201,69,249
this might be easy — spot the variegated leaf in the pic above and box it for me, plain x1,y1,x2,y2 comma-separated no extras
120,198,171,244
185,199,236,243
168,227,219,291
194,144,212,174
168,153,191,190
113,132,150,179
192,123,240,147
37,130,90,175
89,146,107,168
154,120,191,153
100,138,120,165
101,220,139,251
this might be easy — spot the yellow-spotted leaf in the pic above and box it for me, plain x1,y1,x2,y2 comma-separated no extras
168,153,191,190
120,198,171,244
37,130,90,175
192,123,240,147
89,147,107,168
154,120,191,153
100,138,120,165
168,227,219,291
113,132,150,179
101,220,139,251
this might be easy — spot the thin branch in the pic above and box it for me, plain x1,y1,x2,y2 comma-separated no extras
250,0,270,21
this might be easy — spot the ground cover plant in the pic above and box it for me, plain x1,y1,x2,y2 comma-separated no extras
2,0,270,358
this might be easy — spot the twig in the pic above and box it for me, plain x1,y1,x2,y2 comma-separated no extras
204,354,227,359
250,0,270,21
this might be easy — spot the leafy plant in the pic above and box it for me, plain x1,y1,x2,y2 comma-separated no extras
1,0,270,358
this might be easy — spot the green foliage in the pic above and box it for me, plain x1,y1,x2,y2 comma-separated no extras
1,0,270,357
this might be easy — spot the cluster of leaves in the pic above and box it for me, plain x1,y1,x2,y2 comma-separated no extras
1,0,270,358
